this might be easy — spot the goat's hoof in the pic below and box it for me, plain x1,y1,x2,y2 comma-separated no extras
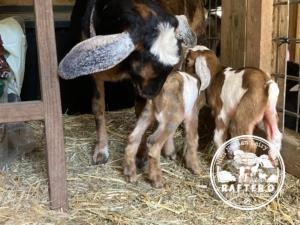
149,173,163,188
125,175,137,183
92,147,110,165
186,163,200,175
124,164,137,183
164,152,176,160
150,179,163,188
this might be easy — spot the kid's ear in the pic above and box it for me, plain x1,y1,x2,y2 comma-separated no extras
195,56,211,91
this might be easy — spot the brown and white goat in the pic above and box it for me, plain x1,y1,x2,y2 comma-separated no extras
124,69,209,187
185,46,283,157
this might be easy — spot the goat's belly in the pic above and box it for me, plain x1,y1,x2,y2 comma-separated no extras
179,72,199,117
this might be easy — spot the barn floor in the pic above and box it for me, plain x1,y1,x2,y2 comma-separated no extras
0,109,299,225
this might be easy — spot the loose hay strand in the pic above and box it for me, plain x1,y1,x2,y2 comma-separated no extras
0,109,299,225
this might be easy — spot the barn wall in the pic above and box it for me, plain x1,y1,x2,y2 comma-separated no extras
1,0,74,6
221,0,273,73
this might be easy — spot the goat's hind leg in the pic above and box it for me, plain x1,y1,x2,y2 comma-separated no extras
124,102,154,183
163,137,176,160
184,115,200,175
230,96,264,153
263,111,282,161
213,109,229,149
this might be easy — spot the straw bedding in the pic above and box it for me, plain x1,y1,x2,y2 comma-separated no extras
0,109,299,225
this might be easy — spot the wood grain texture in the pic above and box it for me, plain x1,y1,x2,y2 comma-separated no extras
1,0,74,6
272,4,289,130
0,101,44,123
220,0,232,66
221,0,246,68
245,0,273,73
34,0,68,211
296,5,300,61
288,4,298,61
221,0,273,70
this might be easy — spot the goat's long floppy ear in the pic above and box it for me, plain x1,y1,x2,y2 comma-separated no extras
58,32,135,79
195,56,211,91
175,15,197,48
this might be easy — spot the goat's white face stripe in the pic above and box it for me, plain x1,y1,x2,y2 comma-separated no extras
150,23,180,66
179,71,198,117
221,68,247,113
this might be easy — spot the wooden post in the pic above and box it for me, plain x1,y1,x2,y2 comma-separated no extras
34,0,68,211
221,0,246,68
272,2,289,130
296,4,300,61
245,0,273,72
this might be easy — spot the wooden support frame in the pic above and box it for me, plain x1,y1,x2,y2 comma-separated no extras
0,0,68,211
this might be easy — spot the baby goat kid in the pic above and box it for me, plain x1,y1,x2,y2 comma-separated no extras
185,46,282,157
124,66,210,188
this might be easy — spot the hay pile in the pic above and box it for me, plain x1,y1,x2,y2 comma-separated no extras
0,109,299,225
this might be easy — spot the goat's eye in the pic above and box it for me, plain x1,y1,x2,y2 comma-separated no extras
170,16,178,28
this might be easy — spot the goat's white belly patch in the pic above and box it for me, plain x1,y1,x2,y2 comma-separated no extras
221,68,247,113
179,72,198,117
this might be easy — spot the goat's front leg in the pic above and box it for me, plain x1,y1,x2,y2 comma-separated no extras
147,119,181,188
124,102,154,183
134,95,150,168
92,78,109,165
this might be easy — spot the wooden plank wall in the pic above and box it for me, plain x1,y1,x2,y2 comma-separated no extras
272,2,289,130
1,0,74,5
220,0,246,68
221,0,273,72
288,4,300,62
297,5,300,61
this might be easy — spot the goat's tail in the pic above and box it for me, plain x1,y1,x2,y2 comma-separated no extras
266,79,280,114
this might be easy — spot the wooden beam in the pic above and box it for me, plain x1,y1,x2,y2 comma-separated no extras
0,101,44,123
220,0,232,66
221,0,246,68
272,3,289,130
34,0,68,211
296,4,300,61
1,0,74,6
288,3,298,61
282,129,300,178
245,0,273,72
